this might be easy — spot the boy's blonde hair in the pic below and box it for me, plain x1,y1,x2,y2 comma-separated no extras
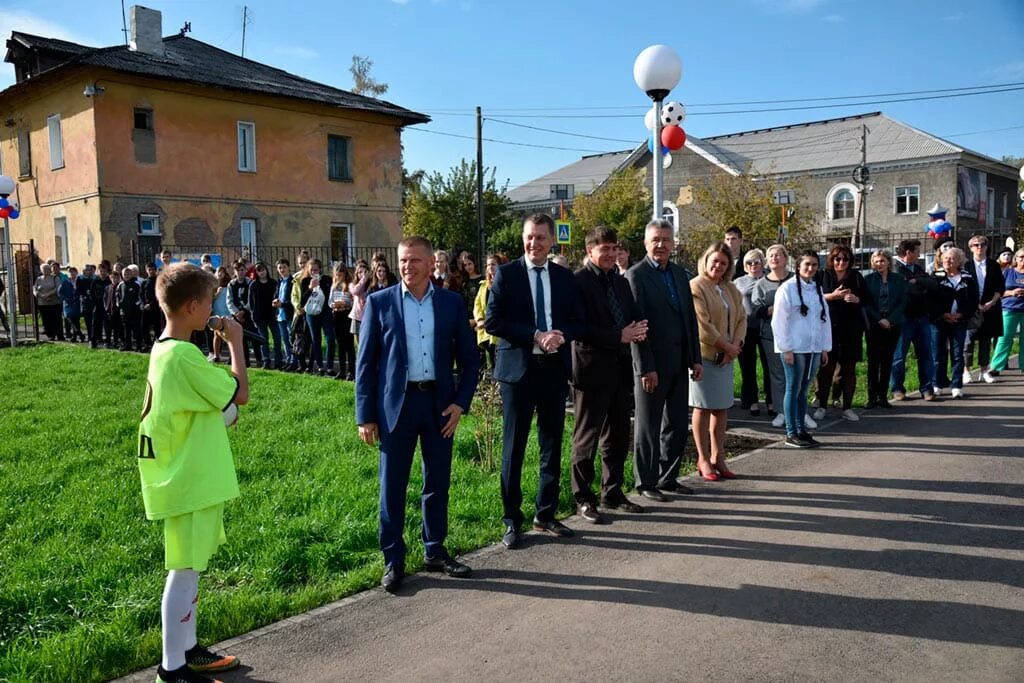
157,262,217,314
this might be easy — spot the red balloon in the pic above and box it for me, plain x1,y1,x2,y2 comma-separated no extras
0,207,10,219
661,125,686,151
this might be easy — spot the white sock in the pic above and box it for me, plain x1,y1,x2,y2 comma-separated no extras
161,569,198,670
185,571,199,651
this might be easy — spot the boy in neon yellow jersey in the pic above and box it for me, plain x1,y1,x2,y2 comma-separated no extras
139,263,249,683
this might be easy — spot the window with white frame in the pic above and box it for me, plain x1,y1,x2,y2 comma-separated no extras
894,185,919,215
330,222,355,264
662,201,679,231
138,214,161,235
823,184,856,222
237,121,256,172
47,114,64,170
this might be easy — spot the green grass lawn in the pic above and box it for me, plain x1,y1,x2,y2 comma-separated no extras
0,344,582,683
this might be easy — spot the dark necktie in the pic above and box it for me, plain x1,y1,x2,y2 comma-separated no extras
533,266,547,332
605,274,625,328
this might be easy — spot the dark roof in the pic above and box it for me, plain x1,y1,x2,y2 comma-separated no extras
7,31,93,57
3,33,429,126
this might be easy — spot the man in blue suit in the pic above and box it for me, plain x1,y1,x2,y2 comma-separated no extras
485,213,584,549
356,236,480,593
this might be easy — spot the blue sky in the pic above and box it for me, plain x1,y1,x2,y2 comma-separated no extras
2,0,1023,189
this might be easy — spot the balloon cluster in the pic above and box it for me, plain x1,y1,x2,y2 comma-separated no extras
645,100,687,163
0,197,19,220
924,204,952,239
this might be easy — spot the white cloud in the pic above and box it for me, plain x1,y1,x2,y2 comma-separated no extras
273,45,318,59
983,61,1024,81
0,9,98,46
755,0,826,12
822,13,845,22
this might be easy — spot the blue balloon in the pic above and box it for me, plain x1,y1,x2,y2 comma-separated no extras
1020,201,1024,212
0,198,8,209
647,136,669,155
8,208,18,219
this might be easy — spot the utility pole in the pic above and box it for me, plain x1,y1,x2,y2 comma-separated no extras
241,6,251,58
853,123,868,251
476,106,485,264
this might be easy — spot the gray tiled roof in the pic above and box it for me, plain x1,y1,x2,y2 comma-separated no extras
3,33,429,125
696,112,961,175
506,149,633,204
7,31,93,56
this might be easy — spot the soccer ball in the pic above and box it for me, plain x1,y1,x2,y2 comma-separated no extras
223,403,238,428
661,101,686,126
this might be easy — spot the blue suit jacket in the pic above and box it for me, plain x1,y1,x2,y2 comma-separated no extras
355,284,479,434
484,256,584,383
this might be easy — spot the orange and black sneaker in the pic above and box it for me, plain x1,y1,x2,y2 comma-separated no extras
185,644,240,673
156,664,222,683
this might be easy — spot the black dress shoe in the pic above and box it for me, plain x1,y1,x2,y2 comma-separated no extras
424,555,472,578
658,480,694,495
637,488,667,502
502,525,522,549
601,496,645,513
532,518,574,537
381,565,404,593
576,501,605,524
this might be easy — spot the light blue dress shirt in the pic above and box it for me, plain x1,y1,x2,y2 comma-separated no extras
276,276,290,322
402,281,436,382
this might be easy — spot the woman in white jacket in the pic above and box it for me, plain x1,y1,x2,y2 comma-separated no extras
772,250,832,448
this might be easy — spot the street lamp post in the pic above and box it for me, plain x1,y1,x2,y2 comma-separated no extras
633,45,682,222
0,174,18,347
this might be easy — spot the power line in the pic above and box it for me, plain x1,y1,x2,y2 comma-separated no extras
418,81,1024,114
486,118,637,144
405,127,610,154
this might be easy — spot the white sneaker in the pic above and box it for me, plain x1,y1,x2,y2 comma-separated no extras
951,388,964,398
804,413,818,429
771,413,786,428
982,371,996,384
841,408,859,421
206,352,217,362
933,386,944,396
962,369,973,384
813,407,827,421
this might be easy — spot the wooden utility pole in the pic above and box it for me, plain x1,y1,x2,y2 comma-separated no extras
853,123,868,251
476,106,485,263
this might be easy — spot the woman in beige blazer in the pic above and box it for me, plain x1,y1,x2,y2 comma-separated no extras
689,241,746,481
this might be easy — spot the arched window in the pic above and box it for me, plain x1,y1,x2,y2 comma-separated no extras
662,201,679,232
833,190,855,220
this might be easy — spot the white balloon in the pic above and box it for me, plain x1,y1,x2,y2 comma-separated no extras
1020,165,1024,181
663,152,673,169
662,101,686,126
644,107,656,131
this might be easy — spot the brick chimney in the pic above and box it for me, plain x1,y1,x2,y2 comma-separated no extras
130,6,164,55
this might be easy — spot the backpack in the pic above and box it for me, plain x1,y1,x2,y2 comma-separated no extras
291,314,309,358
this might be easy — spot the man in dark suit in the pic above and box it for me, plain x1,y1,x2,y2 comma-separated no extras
626,219,703,501
485,213,584,549
570,227,648,523
356,236,480,593
964,234,1005,383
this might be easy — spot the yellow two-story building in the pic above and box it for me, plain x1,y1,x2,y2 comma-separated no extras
0,5,428,267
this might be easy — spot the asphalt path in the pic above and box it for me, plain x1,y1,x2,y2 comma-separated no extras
120,368,1024,682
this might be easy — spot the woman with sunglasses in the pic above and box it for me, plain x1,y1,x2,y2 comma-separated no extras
771,250,831,448
814,245,866,422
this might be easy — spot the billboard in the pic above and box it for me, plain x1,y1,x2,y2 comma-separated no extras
957,167,987,220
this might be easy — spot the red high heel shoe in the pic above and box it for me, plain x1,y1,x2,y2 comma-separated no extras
712,462,737,479
697,462,719,481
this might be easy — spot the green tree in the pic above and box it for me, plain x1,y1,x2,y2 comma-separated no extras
402,159,512,253
684,168,820,258
569,167,651,256
350,55,388,97
486,217,525,258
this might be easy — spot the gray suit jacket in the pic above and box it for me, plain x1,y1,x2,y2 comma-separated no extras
626,257,702,378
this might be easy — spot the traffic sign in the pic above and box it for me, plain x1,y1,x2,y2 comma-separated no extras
555,220,572,244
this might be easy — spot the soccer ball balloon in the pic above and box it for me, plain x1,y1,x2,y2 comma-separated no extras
661,101,686,126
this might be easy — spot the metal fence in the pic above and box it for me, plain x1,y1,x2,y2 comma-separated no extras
0,240,39,345
131,241,398,271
